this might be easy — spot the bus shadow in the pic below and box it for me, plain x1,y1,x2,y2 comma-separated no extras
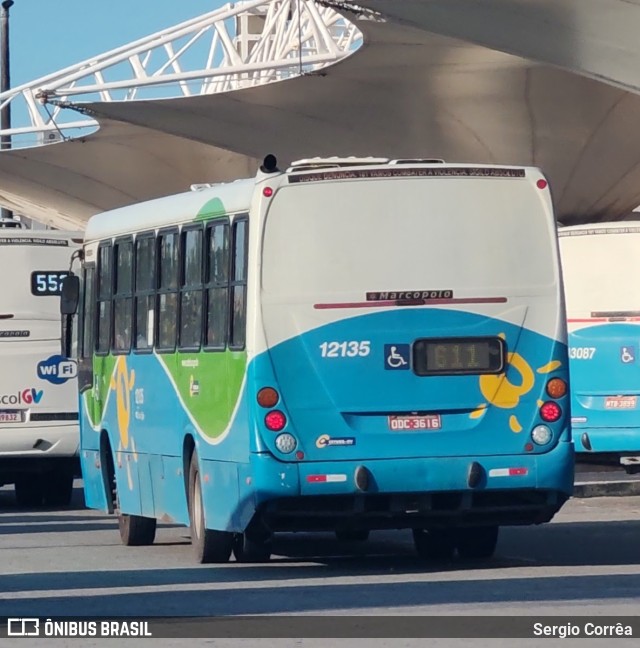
2,517,640,595
2,571,639,618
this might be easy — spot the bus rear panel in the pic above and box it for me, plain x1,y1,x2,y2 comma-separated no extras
252,166,572,532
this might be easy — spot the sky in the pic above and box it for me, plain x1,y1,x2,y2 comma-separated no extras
8,1,225,87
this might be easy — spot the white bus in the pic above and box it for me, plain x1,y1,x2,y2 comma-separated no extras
0,224,83,506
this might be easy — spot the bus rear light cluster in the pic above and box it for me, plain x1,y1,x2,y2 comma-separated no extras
265,410,287,431
546,378,567,399
539,401,562,423
257,387,279,408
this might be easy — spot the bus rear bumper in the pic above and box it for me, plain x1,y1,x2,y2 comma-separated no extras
0,423,79,460
0,423,80,484
250,440,574,531
574,427,640,454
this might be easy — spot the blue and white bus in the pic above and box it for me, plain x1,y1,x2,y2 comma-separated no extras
62,156,573,563
559,222,640,472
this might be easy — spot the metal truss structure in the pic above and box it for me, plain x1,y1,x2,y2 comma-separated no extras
0,0,361,149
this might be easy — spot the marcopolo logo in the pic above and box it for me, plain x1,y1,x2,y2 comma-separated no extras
0,388,44,406
37,354,78,385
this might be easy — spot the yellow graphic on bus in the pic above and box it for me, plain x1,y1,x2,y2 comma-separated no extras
110,356,136,450
480,351,535,409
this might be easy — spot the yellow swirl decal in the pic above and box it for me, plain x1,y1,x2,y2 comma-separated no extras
479,351,535,409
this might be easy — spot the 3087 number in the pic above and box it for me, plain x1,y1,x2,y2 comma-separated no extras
569,347,596,359
319,341,371,358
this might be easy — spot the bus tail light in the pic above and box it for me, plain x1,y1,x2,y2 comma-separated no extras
539,401,562,423
257,387,279,408
546,378,567,399
265,410,286,431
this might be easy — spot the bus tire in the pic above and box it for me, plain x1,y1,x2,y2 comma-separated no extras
233,533,272,563
15,476,44,508
188,451,233,564
412,528,455,562
42,468,75,507
118,513,157,546
335,528,370,542
455,526,499,560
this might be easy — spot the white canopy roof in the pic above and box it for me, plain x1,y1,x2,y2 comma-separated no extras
2,1,640,228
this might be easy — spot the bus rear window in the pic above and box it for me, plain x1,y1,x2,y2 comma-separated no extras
262,179,556,299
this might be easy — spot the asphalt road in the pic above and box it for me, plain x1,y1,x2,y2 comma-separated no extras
0,482,639,646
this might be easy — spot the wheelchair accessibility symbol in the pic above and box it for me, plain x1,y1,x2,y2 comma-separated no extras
384,344,410,370
621,346,636,364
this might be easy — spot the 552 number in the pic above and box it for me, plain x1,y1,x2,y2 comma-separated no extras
320,341,371,358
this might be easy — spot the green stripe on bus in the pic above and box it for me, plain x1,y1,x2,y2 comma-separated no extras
158,350,247,439
195,197,226,222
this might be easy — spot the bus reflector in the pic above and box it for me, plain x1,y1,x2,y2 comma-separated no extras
489,467,528,477
546,378,567,399
540,401,562,422
257,387,279,408
263,187,274,197
306,474,347,483
536,179,548,189
265,410,286,431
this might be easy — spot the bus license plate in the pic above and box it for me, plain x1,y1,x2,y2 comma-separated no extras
0,410,24,423
388,415,441,431
605,396,637,409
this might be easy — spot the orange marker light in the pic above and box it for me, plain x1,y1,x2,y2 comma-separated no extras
546,378,567,399
257,387,279,408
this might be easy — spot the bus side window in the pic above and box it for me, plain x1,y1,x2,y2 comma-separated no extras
157,229,179,351
96,243,112,355
112,237,133,353
179,226,204,350
134,234,156,352
205,219,229,350
230,217,248,350
81,266,95,359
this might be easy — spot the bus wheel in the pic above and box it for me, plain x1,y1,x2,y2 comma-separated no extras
233,532,272,563
412,528,455,562
455,526,499,560
42,469,75,507
15,476,44,508
188,451,233,564
335,528,370,542
118,513,157,546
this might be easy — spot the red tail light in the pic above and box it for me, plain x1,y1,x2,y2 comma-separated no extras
265,410,286,431
540,401,562,422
